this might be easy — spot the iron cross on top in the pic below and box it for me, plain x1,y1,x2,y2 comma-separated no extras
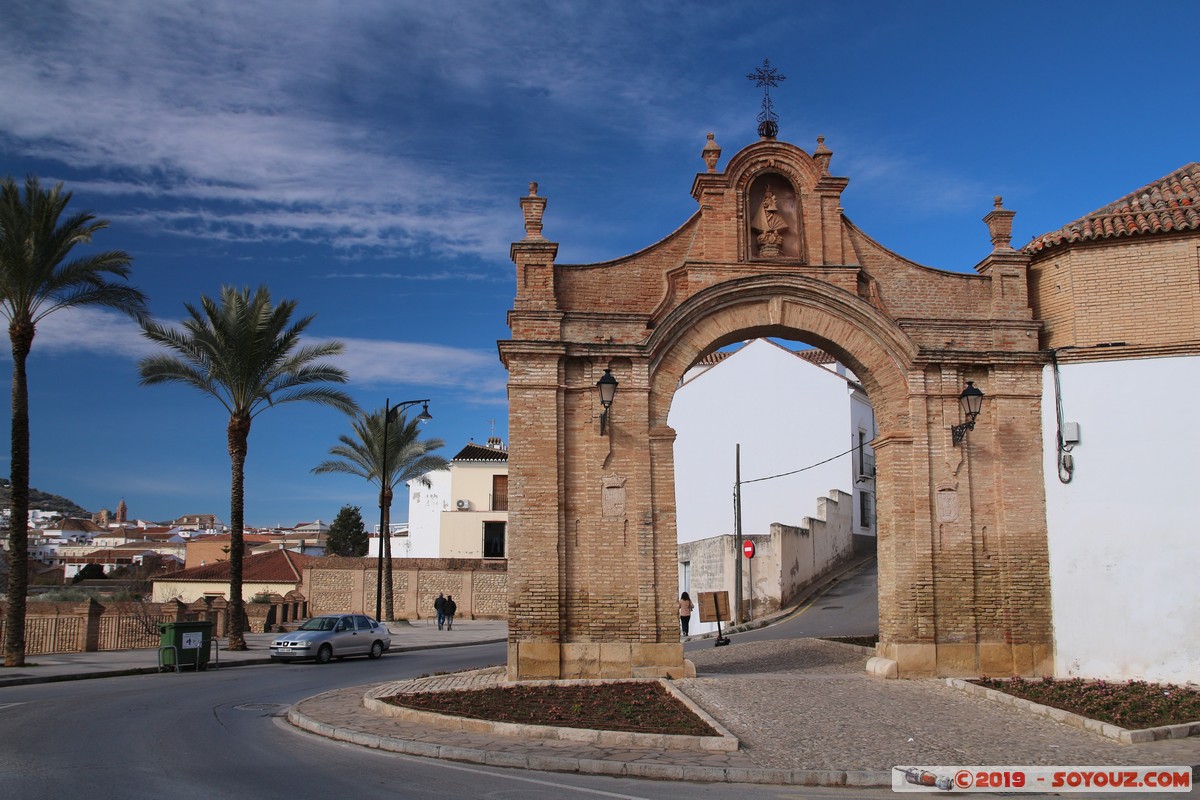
747,58,786,138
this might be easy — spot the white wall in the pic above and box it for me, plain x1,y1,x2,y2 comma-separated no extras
670,339,861,545
1043,355,1200,684
404,469,451,558
849,388,877,534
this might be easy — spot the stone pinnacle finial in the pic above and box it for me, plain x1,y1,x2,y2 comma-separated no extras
984,195,1016,251
521,182,547,241
813,135,832,175
702,132,722,173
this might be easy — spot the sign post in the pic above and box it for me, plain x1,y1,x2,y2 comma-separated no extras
698,590,732,647
742,540,755,621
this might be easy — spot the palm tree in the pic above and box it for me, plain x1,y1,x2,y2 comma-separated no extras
138,285,357,649
313,409,447,620
0,175,147,668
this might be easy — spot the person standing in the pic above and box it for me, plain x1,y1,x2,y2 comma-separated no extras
444,595,458,630
434,592,446,630
678,591,694,637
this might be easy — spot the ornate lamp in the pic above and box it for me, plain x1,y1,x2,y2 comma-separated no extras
596,369,618,435
951,381,984,446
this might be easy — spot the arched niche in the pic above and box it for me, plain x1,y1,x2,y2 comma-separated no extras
746,173,804,261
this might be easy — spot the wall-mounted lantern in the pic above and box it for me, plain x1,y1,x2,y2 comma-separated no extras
596,368,618,435
951,381,984,446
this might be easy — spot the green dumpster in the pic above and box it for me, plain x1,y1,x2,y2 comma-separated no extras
158,621,214,671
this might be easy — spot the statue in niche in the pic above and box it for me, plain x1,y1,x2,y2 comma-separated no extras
751,187,787,257
748,178,801,259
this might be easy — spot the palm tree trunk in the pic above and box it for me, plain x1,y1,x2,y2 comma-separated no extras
4,323,33,668
381,486,394,621
226,414,251,651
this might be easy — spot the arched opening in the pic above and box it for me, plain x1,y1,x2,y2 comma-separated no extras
668,334,879,637
646,275,913,655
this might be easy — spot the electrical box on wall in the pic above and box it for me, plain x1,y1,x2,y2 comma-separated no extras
1062,422,1081,446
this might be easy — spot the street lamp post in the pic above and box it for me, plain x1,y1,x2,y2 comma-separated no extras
375,398,432,621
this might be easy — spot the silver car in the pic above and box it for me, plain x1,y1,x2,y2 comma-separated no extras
269,614,391,664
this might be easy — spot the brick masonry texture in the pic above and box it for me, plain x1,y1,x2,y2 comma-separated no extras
500,135,1192,681
304,558,507,620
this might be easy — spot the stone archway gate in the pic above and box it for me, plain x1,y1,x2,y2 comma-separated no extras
498,133,1051,681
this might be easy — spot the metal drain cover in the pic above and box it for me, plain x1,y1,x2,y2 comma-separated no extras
233,703,287,711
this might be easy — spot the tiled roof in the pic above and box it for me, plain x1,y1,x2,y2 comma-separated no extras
452,441,509,462
158,549,313,582
58,518,104,533
187,533,275,545
795,349,836,365
1027,163,1200,254
697,351,733,366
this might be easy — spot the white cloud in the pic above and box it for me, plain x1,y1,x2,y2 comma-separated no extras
338,337,505,395
8,306,506,396
24,307,156,360
0,1,720,258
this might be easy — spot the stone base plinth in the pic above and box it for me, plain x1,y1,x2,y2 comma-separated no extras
507,640,688,681
875,641,1054,678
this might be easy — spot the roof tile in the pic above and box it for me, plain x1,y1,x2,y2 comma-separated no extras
1027,163,1200,254
158,549,313,583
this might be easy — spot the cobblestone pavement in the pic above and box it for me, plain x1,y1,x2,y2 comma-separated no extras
287,637,1200,786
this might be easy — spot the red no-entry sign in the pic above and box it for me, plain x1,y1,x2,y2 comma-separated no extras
743,539,755,559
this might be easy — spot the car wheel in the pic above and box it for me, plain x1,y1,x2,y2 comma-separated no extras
369,641,384,659
316,644,333,665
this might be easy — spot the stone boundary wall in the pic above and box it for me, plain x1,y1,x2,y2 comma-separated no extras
0,592,308,655
305,557,508,620
678,489,855,621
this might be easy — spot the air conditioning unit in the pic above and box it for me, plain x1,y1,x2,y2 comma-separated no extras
455,499,472,511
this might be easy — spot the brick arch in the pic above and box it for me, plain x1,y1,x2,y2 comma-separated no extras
645,274,916,432
501,134,1052,684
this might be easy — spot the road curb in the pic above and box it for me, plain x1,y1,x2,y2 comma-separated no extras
0,635,506,689
286,698,892,785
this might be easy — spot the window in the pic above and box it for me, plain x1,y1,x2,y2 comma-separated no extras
859,491,875,529
492,474,508,511
857,430,874,478
483,521,506,558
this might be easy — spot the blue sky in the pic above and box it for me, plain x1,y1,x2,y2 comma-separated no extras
1,2,1195,527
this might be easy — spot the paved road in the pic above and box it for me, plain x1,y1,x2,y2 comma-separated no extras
1,639,904,800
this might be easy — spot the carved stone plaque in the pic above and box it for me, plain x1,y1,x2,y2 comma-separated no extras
936,487,959,523
602,475,627,519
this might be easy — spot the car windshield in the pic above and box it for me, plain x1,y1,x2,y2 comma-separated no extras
298,617,338,632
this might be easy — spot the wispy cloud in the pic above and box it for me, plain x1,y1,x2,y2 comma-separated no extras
0,1,724,260
20,308,157,360
337,337,505,395
324,270,505,282
7,306,505,395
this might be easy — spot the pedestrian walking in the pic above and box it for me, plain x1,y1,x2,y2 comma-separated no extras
444,595,457,630
434,592,446,630
679,591,694,636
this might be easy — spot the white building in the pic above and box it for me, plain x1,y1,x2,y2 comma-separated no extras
1028,162,1200,684
670,338,876,549
404,437,509,559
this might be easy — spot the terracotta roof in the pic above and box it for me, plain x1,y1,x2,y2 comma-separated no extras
158,549,314,582
452,441,509,462
186,533,275,545
697,351,733,366
795,349,836,365
57,518,104,533
1027,163,1200,254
